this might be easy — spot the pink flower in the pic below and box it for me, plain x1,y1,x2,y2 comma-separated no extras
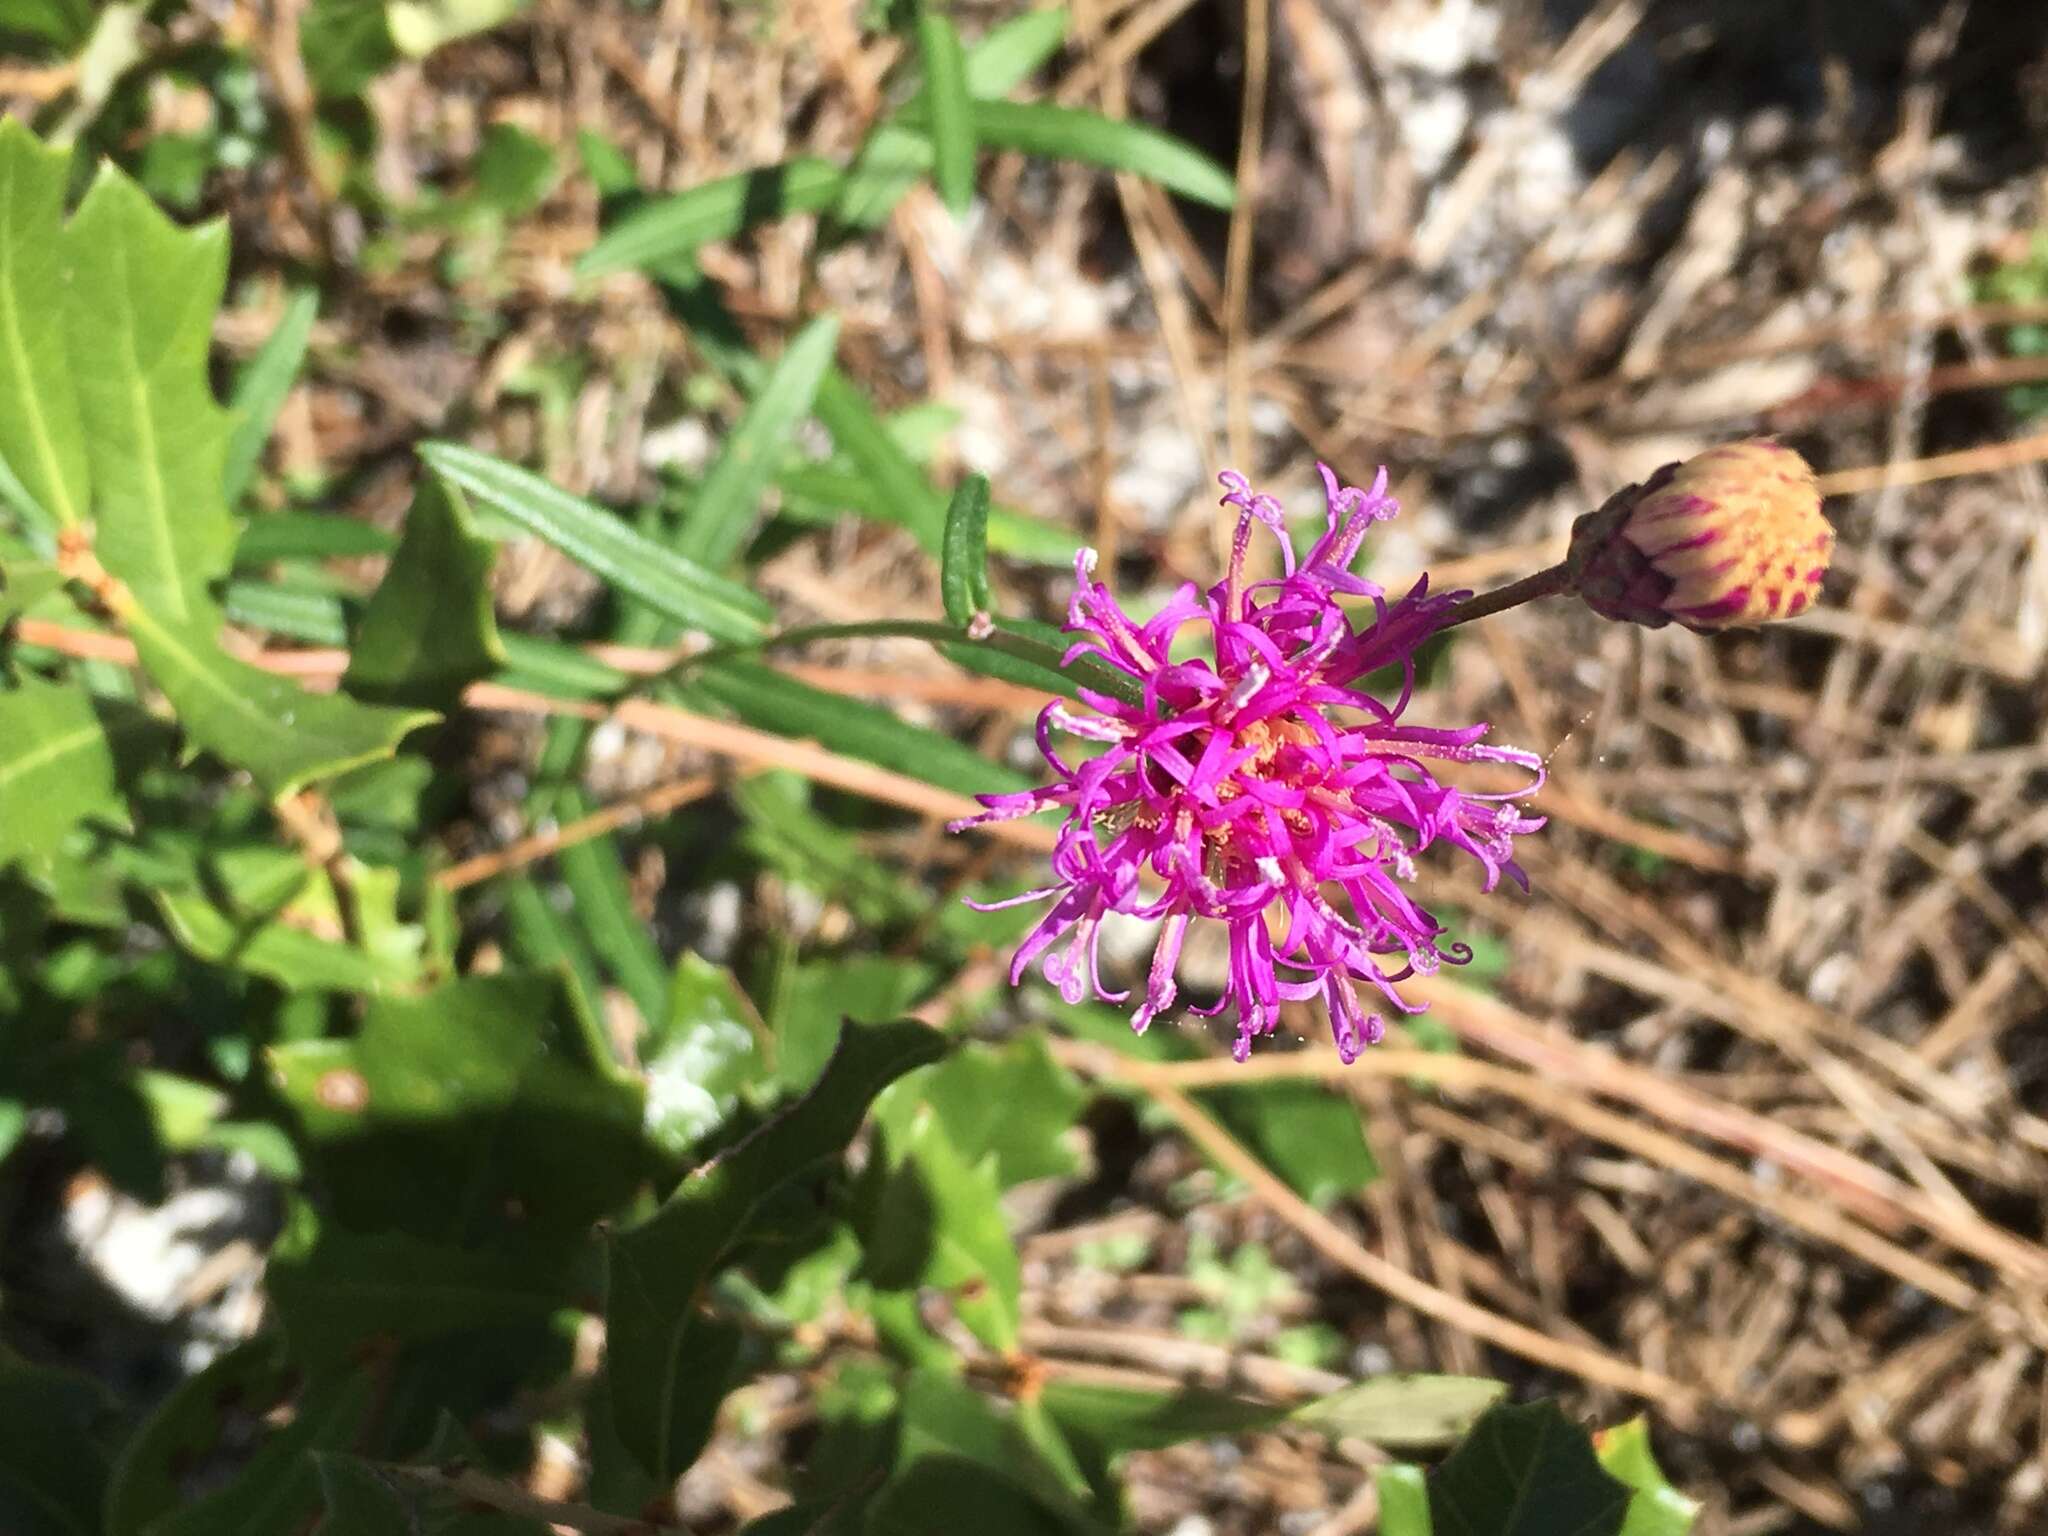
952,466,1545,1063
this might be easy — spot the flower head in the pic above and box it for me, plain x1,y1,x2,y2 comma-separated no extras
951,466,1545,1063
1569,439,1832,631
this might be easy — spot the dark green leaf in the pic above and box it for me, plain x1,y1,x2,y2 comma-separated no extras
810,368,948,551
269,1202,573,1369
1429,1402,1631,1536
223,288,318,504
0,1353,116,1536
939,473,991,625
879,1370,1110,1535
301,0,396,97
768,956,937,1094
604,1017,944,1479
269,973,647,1244
1209,1079,1379,1207
917,9,976,215
312,1455,553,1535
420,441,770,642
345,475,504,708
106,1340,374,1536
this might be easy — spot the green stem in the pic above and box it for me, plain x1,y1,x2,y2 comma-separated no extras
1436,562,1574,632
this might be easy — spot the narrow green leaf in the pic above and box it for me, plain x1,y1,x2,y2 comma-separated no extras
810,369,949,550
235,511,397,565
344,475,504,707
605,1017,944,1479
1291,1375,1506,1450
0,122,88,532
832,7,1069,230
223,288,317,503
420,441,770,642
939,473,991,625
1429,1402,1631,1536
130,610,433,796
577,157,846,279
1040,1379,1288,1452
553,788,667,1026
681,311,841,568
493,630,630,698
692,658,1031,798
0,675,125,867
221,578,350,644
967,100,1236,209
917,9,976,215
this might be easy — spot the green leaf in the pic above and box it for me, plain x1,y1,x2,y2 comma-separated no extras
692,658,1030,799
344,475,504,707
154,880,419,994
130,611,434,795
301,0,396,98
576,158,847,279
223,288,318,503
106,1340,374,1536
1292,1375,1507,1450
939,473,991,626
832,7,1068,230
681,311,841,568
1209,1079,1379,1207
0,122,88,531
877,1370,1111,1536
269,973,648,1244
642,953,766,1156
902,1035,1083,1187
386,0,531,56
0,1353,116,1536
236,511,397,566
917,9,976,215
604,1016,944,1479
1039,1379,1289,1453
1428,1402,1631,1536
312,1454,552,1535
1595,1420,1701,1536
964,101,1235,209
553,787,667,1026
269,1201,573,1369
810,368,948,550
0,675,125,868
862,1105,1021,1350
768,956,935,1094
419,441,770,642
62,166,235,625
1378,1466,1433,1536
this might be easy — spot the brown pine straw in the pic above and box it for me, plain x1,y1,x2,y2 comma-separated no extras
1047,1035,1703,1419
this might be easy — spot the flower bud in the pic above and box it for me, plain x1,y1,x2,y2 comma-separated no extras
1568,440,1832,632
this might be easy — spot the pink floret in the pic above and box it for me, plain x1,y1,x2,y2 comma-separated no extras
950,465,1545,1063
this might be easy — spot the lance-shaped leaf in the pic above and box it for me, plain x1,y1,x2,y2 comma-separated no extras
0,674,125,868
0,122,88,532
421,440,770,642
222,287,318,504
344,475,504,708
605,1017,944,1480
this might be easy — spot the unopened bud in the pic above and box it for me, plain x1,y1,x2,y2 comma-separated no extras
1568,440,1832,632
